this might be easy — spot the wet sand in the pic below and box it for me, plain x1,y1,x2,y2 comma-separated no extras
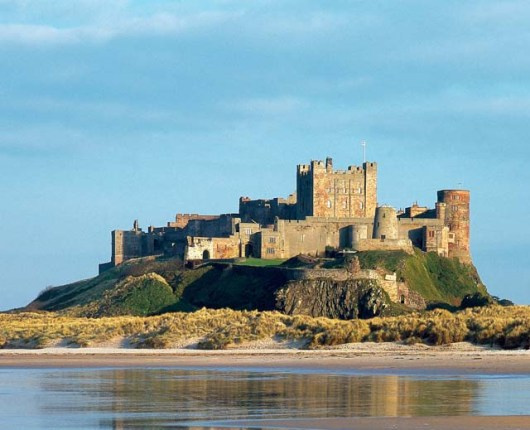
213,416,530,429
0,343,529,374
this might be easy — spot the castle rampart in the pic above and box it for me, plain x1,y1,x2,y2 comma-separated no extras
100,157,472,273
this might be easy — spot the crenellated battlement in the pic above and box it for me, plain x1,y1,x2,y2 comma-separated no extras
100,157,471,273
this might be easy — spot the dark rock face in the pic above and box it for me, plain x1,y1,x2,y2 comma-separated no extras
358,286,388,318
275,278,388,319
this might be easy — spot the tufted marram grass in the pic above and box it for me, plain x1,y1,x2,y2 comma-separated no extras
0,305,528,350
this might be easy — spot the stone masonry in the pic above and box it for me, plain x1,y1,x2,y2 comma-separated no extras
100,157,472,272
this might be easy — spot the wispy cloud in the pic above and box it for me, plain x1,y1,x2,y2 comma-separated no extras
0,10,241,45
0,23,111,45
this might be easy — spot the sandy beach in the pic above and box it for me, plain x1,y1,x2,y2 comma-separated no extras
1,342,529,374
1,343,529,429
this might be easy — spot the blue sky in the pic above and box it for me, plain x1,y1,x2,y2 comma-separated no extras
1,0,529,310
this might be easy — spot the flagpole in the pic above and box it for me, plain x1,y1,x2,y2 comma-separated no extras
361,140,366,163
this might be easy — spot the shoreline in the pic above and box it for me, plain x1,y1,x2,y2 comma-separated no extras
199,416,530,430
1,343,529,374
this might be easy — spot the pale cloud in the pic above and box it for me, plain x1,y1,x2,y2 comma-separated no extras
0,10,240,45
0,23,112,45
462,1,530,23
5,96,185,126
0,2,371,47
0,0,130,24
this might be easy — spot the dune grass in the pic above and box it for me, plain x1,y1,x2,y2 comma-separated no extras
1,305,528,350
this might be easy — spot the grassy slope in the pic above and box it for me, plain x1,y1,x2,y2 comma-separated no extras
28,259,186,316
355,250,486,306
28,258,288,317
403,251,485,305
26,250,486,318
76,274,177,317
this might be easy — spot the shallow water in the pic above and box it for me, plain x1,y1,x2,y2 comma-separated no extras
0,367,529,429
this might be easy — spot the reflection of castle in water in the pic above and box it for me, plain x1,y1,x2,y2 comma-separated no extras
38,369,477,428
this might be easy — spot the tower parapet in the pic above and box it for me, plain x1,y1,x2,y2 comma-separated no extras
437,190,471,263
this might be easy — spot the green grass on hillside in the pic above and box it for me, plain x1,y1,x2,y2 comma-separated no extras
356,250,410,273
64,274,177,317
28,250,487,319
353,250,485,306
234,258,287,267
402,251,484,305
101,274,176,317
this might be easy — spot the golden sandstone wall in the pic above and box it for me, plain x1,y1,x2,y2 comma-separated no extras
102,158,472,271
296,159,377,220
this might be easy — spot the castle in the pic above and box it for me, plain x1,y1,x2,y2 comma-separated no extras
99,158,471,273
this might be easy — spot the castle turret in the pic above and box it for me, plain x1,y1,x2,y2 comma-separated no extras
437,190,471,263
351,224,369,249
373,206,398,240
435,201,447,221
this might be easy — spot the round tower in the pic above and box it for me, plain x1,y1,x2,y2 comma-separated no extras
351,224,368,249
373,206,398,240
437,190,470,263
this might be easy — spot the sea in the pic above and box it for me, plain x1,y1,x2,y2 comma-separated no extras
0,367,529,429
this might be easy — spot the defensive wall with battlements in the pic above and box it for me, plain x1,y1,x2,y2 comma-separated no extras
99,158,471,273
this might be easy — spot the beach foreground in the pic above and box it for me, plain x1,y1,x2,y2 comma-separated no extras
2,344,529,429
1,342,529,374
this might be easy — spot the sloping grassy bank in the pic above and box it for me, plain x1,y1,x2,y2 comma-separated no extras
27,259,289,317
354,250,486,306
2,306,528,350
26,251,487,319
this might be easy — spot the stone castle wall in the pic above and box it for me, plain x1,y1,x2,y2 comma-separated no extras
100,158,472,272
112,230,143,265
273,217,375,258
169,214,219,229
239,194,297,225
296,159,377,220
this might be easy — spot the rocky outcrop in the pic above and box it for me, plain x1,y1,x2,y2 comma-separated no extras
275,278,388,319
